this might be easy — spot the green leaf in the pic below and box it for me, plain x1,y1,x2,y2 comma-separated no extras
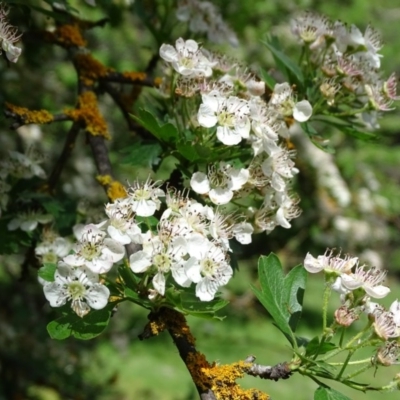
38,263,57,282
133,109,179,144
314,387,352,400
341,126,378,142
121,142,162,168
251,254,306,346
165,288,229,318
262,36,304,85
306,336,338,357
284,264,307,332
47,308,111,340
260,68,277,91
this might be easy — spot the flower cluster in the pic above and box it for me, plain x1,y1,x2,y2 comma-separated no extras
0,2,22,63
39,179,249,317
176,0,238,46
159,38,309,238
291,12,398,122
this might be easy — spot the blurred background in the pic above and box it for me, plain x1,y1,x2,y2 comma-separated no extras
1,0,400,399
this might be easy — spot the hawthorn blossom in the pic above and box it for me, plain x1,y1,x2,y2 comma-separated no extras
270,83,313,122
3,149,46,179
197,90,251,145
261,147,298,192
129,236,190,295
304,249,358,275
35,234,72,264
8,210,53,232
0,3,22,63
185,240,233,301
65,224,125,274
42,262,110,317
340,266,390,298
126,178,165,217
160,38,214,77
190,162,249,205
99,200,142,245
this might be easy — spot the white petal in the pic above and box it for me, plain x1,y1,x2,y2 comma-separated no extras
43,282,67,307
364,285,390,299
184,257,202,283
198,104,218,128
229,168,249,190
190,172,210,194
159,44,178,62
86,284,110,309
103,238,125,262
303,253,324,273
196,279,216,301
340,274,363,290
216,126,242,145
293,100,313,122
209,187,233,205
152,272,166,295
129,251,152,273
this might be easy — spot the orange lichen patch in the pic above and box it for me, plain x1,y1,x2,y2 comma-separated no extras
5,103,53,124
123,71,147,82
53,24,87,47
149,319,166,336
74,54,114,85
187,354,269,400
65,91,110,138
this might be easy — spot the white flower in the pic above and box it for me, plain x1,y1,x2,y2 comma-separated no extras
0,4,22,63
35,235,72,264
261,148,297,192
304,250,358,274
4,149,46,179
129,236,190,295
65,224,125,274
185,241,232,301
190,163,249,205
100,200,142,245
340,266,390,298
274,192,301,229
8,210,53,232
126,178,165,217
198,90,250,145
43,262,109,317
159,38,214,77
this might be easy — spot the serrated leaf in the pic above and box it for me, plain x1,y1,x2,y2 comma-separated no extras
47,308,111,340
262,36,304,85
314,387,352,400
180,292,229,313
251,254,306,346
133,109,179,144
121,142,162,168
38,263,57,282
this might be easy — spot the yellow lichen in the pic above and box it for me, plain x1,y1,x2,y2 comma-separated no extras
74,54,114,85
96,175,127,201
107,181,127,201
96,174,113,186
123,71,147,82
5,103,54,124
56,24,87,47
65,91,110,139
186,354,269,400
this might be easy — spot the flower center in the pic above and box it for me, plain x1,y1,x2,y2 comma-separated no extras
67,281,86,301
80,242,101,260
217,110,235,127
201,258,217,278
134,188,151,201
153,253,171,273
